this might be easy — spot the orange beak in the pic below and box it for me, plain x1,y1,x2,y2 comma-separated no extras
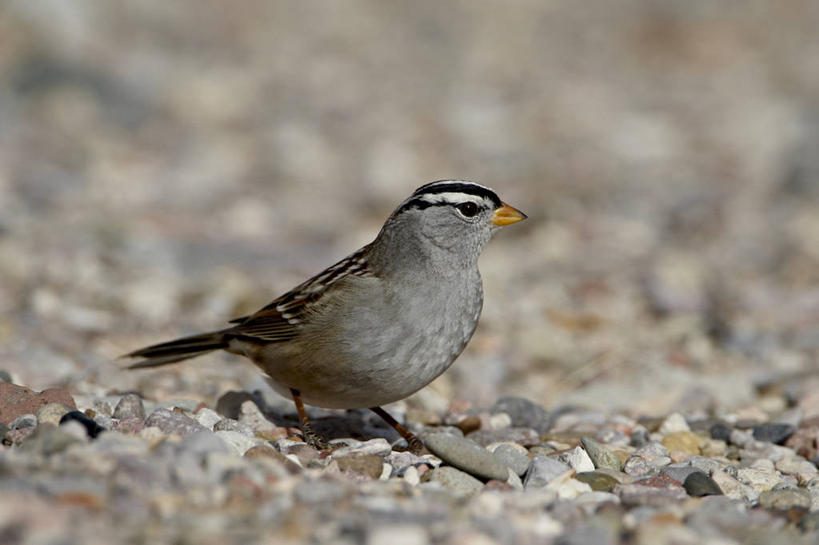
491,203,528,226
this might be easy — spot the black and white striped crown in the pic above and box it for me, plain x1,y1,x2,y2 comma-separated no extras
396,180,502,214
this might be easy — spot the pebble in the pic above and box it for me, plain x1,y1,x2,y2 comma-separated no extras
556,446,595,472
710,422,733,442
145,408,208,437
238,400,277,432
19,424,83,455
658,413,690,435
466,428,540,447
752,423,796,445
489,443,531,476
424,433,509,481
683,472,723,496
491,396,553,433
36,403,74,426
214,430,260,455
425,467,484,498
194,407,223,429
9,413,37,430
113,394,146,421
581,436,622,470
575,471,621,492
710,469,759,503
0,383,76,424
60,410,106,438
334,455,384,479
661,431,702,456
330,438,392,458
523,456,572,489
758,487,812,510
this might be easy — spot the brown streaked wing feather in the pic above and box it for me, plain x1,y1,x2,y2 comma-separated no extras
228,247,373,343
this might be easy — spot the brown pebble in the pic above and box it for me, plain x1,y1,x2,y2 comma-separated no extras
456,415,482,434
334,454,384,479
0,383,76,425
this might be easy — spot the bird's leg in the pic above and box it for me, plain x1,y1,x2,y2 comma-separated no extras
370,406,424,454
290,388,329,450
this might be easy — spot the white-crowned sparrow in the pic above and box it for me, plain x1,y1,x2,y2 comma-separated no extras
125,180,526,451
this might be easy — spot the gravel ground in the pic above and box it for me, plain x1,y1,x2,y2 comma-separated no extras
2,2,819,544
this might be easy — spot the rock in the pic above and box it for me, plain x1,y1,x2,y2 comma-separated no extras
575,471,620,492
237,400,276,432
710,422,733,442
214,430,260,455
524,456,571,488
556,446,595,472
711,469,759,502
215,391,256,419
113,394,146,421
193,407,222,429
490,443,531,476
775,456,818,481
735,464,782,491
20,425,83,455
455,415,482,435
0,370,11,382
752,423,795,445
145,408,207,436
425,466,483,498
581,436,622,471
661,431,703,456
424,433,509,481
623,442,671,476
614,482,688,507
466,427,540,447
329,438,392,458
491,396,553,433
658,413,690,435
60,411,106,438
661,463,701,483
213,418,255,436
0,383,76,424
683,472,723,496
9,413,37,430
177,430,231,457
334,455,384,479
112,417,144,435
758,487,811,510
36,403,73,426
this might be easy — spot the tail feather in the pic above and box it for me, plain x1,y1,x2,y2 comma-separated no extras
123,330,229,369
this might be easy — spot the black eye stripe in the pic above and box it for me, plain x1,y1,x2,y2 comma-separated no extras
396,197,488,214
410,181,502,208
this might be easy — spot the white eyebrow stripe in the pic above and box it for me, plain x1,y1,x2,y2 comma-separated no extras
417,192,486,205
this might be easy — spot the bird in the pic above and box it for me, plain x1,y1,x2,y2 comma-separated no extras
124,180,527,452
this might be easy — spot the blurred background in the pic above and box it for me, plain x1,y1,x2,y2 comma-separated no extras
1,1,818,417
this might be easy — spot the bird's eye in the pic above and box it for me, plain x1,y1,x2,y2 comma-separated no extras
456,202,479,218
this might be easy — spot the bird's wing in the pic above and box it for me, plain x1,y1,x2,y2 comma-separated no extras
228,247,372,343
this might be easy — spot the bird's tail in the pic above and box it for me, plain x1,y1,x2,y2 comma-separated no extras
123,330,230,369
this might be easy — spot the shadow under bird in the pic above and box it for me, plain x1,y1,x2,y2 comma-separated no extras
124,180,527,452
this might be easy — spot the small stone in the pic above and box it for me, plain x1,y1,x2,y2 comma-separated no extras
490,443,531,476
752,423,796,445
710,422,733,442
194,408,222,429
214,430,260,455
581,437,622,471
238,400,276,432
614,483,687,507
9,413,37,430
0,383,76,424
658,413,690,435
424,433,509,481
683,472,723,496
661,431,702,456
736,466,782,491
145,408,207,436
113,417,144,435
775,456,818,481
334,455,384,479
711,469,759,502
213,418,255,436
0,370,11,382
36,403,73,426
244,445,302,473
455,415,482,434
491,396,553,433
20,425,83,455
523,455,571,488
758,487,811,510
215,391,256,419
113,394,146,421
425,466,483,498
466,427,539,447
330,438,392,458
556,446,595,472
60,411,105,438
575,471,620,492
661,463,701,483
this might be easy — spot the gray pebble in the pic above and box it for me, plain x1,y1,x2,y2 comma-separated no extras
491,396,553,433
581,436,622,471
213,418,255,436
492,443,532,477
523,455,571,488
752,423,795,445
614,483,688,507
114,393,146,421
424,433,509,481
661,463,702,483
145,408,207,436
36,403,73,426
683,472,723,496
425,466,483,498
758,487,811,510
9,413,37,430
20,425,83,455
177,430,231,457
0,370,12,382
466,427,540,447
